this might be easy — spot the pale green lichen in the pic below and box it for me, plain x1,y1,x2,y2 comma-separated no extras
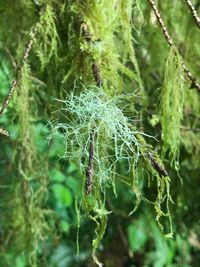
49,88,142,187
50,87,173,251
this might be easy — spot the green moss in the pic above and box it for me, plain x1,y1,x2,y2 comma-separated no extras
160,48,186,166
1,1,200,266
34,4,59,70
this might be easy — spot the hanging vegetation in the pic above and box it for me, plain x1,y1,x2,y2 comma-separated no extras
0,0,200,266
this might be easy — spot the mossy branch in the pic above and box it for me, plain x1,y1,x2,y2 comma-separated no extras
146,151,168,177
81,22,103,87
148,0,200,92
0,8,45,117
136,134,168,177
81,22,102,194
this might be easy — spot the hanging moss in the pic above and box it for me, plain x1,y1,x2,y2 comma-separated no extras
0,0,200,266
160,48,186,167
7,62,49,266
34,3,59,70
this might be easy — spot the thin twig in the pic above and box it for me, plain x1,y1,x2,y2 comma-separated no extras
81,22,102,194
0,9,45,116
185,0,200,29
181,126,200,133
3,45,17,69
32,0,40,7
92,62,102,87
148,0,200,92
0,25,38,116
85,132,95,194
136,134,168,177
146,151,168,177
0,128,9,137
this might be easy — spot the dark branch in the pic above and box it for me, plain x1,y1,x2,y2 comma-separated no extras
146,151,168,177
92,62,102,88
85,132,95,194
0,8,45,117
148,0,200,92
0,128,9,137
81,22,103,194
81,22,103,88
185,0,200,29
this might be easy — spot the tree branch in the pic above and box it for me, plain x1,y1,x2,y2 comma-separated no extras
85,132,95,194
185,0,200,29
0,8,45,117
148,0,200,92
81,22,103,194
0,128,9,137
81,22,103,88
146,151,168,177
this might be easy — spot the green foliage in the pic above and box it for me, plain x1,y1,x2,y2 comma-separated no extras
52,184,72,207
128,218,147,252
128,213,193,267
